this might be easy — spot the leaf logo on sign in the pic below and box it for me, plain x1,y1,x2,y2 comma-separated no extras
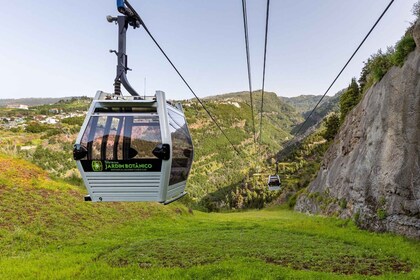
91,161,103,172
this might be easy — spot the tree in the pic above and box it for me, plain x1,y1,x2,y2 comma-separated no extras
340,78,361,123
358,58,372,92
323,113,340,141
413,0,420,18
369,49,394,82
25,122,49,133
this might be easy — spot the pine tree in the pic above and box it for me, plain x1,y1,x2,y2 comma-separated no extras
323,113,340,141
358,58,371,92
413,0,420,18
339,78,361,123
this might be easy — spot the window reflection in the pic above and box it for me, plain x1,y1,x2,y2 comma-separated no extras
168,109,193,185
81,115,161,160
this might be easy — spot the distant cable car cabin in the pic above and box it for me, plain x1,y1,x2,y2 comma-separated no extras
73,0,193,204
267,161,281,191
267,175,281,191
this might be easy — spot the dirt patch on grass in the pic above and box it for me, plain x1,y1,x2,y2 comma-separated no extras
67,189,82,199
189,119,211,130
0,156,48,188
97,242,219,269
264,255,412,276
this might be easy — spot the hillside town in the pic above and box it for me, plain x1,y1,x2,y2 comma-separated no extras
0,97,89,130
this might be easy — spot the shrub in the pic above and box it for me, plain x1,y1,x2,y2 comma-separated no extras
377,208,387,220
359,29,417,93
340,78,361,123
354,211,361,224
25,122,49,133
61,116,85,126
339,198,347,209
288,193,298,209
45,128,62,137
64,173,83,187
369,49,393,82
391,35,416,66
323,113,340,141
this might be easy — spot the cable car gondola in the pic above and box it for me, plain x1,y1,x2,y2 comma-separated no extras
267,175,281,191
267,161,281,191
73,0,193,204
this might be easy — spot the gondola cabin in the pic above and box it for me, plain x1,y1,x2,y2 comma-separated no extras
267,175,281,191
73,90,193,204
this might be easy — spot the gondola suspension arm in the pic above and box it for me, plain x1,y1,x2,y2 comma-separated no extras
107,0,144,97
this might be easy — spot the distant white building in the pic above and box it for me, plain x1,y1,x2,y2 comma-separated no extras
6,104,29,110
220,101,241,108
44,117,58,124
49,108,61,114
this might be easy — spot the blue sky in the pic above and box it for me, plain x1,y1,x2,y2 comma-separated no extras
0,0,417,100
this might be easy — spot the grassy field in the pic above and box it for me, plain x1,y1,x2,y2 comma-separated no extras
1,208,419,279
0,154,419,279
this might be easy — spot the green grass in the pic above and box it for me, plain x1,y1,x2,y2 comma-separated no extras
1,208,419,279
1,167,419,280
0,148,419,279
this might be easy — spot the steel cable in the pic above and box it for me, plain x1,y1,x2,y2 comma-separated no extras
241,0,257,143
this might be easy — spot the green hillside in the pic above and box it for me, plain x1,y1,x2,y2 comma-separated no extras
0,91,323,211
280,95,332,114
280,92,342,136
0,154,419,279
0,154,187,249
0,97,91,108
183,91,304,208
204,90,302,134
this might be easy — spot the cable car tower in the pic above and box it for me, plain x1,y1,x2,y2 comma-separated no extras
73,0,194,204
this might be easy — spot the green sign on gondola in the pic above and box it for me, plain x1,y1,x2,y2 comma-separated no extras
82,159,162,172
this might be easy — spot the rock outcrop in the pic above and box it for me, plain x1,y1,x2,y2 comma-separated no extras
295,21,420,239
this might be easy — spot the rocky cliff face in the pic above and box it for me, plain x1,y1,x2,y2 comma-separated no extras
295,22,420,239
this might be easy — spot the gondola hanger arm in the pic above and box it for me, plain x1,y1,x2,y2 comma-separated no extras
107,0,145,97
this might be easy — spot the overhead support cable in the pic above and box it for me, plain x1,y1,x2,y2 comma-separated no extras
243,101,286,136
259,0,271,143
293,0,395,137
241,0,257,143
124,0,241,155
